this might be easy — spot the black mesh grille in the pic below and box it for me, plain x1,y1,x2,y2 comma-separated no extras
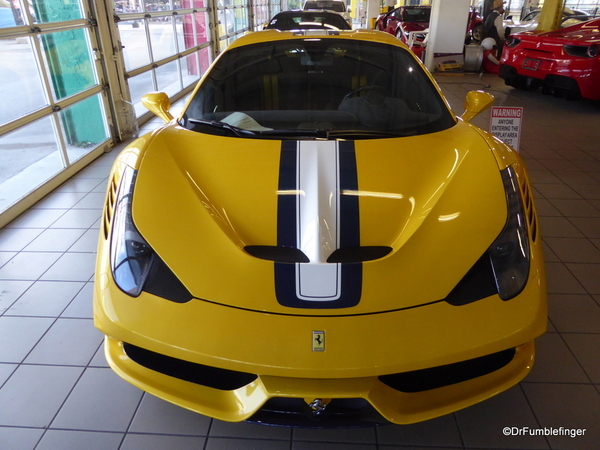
123,343,258,391
247,397,388,428
379,348,516,393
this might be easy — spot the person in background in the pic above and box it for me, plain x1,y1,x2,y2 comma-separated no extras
480,37,500,74
484,0,506,57
482,0,494,22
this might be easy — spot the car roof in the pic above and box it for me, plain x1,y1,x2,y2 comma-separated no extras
229,29,408,50
266,10,351,30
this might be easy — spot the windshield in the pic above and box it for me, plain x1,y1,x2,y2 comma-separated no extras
265,13,351,30
404,8,430,22
183,38,454,139
304,1,346,13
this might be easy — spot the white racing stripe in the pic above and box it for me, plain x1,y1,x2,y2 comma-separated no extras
295,141,342,301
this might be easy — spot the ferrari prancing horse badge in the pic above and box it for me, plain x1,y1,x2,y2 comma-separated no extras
313,331,325,352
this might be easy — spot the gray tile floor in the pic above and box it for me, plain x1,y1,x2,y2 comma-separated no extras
1,72,599,449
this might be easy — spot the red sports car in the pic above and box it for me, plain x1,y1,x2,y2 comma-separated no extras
500,18,600,100
375,6,430,46
375,6,483,58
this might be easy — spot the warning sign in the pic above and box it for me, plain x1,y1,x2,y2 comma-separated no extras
490,107,523,152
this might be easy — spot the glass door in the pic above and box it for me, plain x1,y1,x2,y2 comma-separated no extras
113,0,215,117
0,0,112,225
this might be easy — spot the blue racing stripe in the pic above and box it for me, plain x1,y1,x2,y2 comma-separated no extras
275,140,362,309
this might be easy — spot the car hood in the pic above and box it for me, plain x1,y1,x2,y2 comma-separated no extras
131,122,507,315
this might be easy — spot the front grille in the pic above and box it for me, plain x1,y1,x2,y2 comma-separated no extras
379,348,516,393
123,343,258,391
247,397,388,428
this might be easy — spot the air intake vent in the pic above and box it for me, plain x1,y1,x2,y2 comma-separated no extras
245,246,310,263
327,246,392,263
245,246,393,263
519,175,538,242
379,348,516,393
123,343,258,391
102,175,118,240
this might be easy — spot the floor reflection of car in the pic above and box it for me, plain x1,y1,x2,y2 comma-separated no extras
264,10,351,31
500,18,600,100
504,7,590,34
95,28,547,427
303,0,351,24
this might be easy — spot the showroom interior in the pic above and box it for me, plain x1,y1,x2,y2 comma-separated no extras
1,0,600,448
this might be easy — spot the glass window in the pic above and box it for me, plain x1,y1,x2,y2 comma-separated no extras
0,1,20,27
0,116,63,211
129,71,155,116
32,0,84,24
180,46,211,88
119,20,152,71
156,59,182,97
149,16,177,61
38,28,98,101
184,38,455,137
59,93,110,164
0,36,48,125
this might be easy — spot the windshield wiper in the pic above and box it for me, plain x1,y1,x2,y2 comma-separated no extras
187,119,415,139
188,119,330,139
188,118,256,137
327,130,417,138
255,129,329,139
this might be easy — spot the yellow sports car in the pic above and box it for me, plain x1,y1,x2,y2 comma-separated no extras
94,29,547,426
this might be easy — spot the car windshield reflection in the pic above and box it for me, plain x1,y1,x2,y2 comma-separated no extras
183,38,455,139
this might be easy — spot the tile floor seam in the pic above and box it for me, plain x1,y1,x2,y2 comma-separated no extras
118,392,148,450
555,332,598,386
517,383,550,450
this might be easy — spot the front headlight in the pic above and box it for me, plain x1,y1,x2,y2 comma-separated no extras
445,165,531,305
111,167,153,296
489,166,530,300
109,166,192,302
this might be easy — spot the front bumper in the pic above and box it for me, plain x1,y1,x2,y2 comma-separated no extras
104,336,534,425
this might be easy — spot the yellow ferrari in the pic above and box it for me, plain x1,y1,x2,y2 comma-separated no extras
94,29,547,426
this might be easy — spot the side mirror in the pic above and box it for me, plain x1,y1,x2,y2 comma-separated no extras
461,90,494,123
141,92,174,123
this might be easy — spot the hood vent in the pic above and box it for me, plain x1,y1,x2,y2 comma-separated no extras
245,245,392,263
245,246,310,263
327,246,392,263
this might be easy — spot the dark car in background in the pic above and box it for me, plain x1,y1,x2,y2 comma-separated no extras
264,10,351,31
